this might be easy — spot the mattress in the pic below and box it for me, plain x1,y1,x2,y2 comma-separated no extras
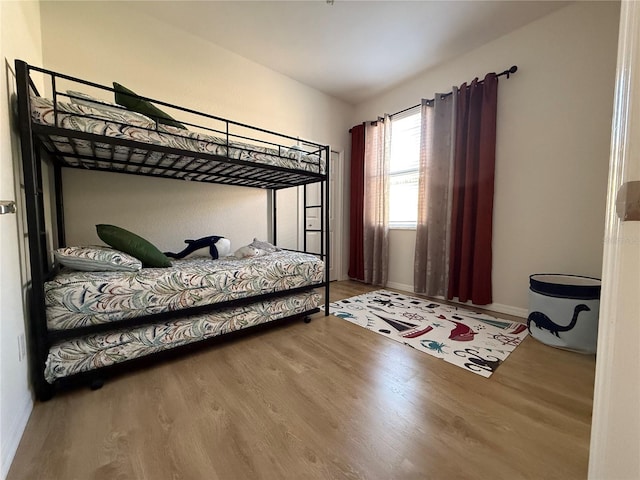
30,96,325,177
45,251,324,331
45,290,320,383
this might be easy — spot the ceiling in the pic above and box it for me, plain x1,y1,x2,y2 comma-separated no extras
133,1,570,105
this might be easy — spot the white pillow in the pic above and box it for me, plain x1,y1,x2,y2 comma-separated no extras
234,245,263,259
249,238,280,253
287,144,305,161
54,246,142,272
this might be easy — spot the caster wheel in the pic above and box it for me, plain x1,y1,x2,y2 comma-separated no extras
90,378,104,390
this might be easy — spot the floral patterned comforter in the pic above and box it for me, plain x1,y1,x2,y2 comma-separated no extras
45,290,320,383
45,251,324,331
30,96,325,176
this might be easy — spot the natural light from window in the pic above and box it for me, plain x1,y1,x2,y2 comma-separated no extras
389,108,420,229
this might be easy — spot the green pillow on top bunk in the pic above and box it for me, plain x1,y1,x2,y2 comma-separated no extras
96,224,172,268
113,82,187,130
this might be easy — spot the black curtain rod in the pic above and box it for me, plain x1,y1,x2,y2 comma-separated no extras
390,65,518,118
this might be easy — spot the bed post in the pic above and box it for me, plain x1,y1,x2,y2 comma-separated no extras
303,184,308,252
324,145,330,316
54,163,65,248
15,59,54,400
271,189,277,246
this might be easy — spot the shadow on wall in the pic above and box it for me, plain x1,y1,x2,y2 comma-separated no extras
6,59,31,322
5,58,58,375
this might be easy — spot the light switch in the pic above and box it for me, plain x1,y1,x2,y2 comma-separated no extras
616,181,640,221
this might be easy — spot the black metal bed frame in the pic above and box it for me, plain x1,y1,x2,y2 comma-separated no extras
14,60,331,400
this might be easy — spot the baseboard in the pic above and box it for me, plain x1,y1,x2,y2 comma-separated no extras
383,282,527,319
385,281,414,293
482,303,528,319
1,391,33,480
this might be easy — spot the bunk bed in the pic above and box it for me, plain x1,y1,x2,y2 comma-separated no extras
14,60,330,400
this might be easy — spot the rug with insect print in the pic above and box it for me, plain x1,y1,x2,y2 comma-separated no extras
324,290,528,377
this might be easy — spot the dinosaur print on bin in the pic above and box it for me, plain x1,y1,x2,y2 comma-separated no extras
527,304,590,337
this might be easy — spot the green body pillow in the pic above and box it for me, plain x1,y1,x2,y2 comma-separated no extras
96,224,171,268
113,82,186,129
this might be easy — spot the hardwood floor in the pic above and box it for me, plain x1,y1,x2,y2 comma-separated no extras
8,281,596,479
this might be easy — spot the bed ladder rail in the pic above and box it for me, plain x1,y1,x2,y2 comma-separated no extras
302,181,326,260
302,146,330,316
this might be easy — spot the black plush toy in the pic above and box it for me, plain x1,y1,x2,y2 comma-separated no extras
164,236,231,259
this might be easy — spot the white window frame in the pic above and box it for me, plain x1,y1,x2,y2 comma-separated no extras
388,107,420,230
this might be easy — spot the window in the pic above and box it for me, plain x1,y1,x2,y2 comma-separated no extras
389,108,420,228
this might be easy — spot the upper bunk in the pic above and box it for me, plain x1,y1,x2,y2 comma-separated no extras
14,60,329,190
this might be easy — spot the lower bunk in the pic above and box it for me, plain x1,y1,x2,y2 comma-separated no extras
37,250,325,399
44,290,320,395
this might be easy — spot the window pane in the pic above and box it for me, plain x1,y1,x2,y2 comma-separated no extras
390,112,420,174
389,171,418,227
389,109,420,227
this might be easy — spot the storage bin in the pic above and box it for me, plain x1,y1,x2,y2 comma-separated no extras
527,274,601,354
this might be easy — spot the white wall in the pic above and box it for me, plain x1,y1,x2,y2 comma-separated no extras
39,1,352,252
62,169,270,253
0,2,42,478
353,1,620,313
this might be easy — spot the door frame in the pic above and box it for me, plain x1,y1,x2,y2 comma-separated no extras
588,1,640,477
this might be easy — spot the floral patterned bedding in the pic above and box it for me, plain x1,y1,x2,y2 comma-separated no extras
45,290,320,383
30,96,325,177
45,251,324,331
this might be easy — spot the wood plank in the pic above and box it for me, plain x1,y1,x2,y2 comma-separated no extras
7,280,595,479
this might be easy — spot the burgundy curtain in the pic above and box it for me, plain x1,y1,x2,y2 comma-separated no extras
447,74,498,305
348,124,365,280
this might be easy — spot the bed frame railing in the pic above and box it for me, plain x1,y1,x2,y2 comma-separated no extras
23,62,328,182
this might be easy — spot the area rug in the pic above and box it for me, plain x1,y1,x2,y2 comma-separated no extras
324,290,528,377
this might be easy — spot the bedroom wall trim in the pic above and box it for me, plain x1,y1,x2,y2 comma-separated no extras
385,281,415,294
385,281,528,319
475,303,528,319
589,1,640,477
331,150,344,281
0,392,32,479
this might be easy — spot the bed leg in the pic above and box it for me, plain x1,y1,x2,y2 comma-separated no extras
36,383,55,402
89,378,104,391
304,316,312,324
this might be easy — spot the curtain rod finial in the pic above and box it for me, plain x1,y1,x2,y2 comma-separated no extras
505,65,518,79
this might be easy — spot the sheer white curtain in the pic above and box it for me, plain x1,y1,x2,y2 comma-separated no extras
363,115,391,286
414,93,457,295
